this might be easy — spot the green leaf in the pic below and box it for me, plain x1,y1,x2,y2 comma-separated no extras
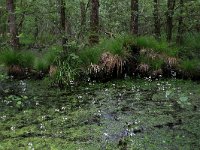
165,90,172,98
179,96,188,102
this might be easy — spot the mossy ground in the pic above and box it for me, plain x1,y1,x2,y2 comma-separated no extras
0,79,200,149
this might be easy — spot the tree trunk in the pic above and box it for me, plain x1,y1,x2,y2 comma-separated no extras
6,0,20,49
131,0,139,35
79,1,87,39
0,7,2,36
153,0,161,39
166,0,175,42
176,0,184,44
65,11,72,38
89,0,99,45
60,0,67,51
34,17,39,41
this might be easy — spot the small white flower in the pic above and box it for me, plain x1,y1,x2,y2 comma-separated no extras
104,133,109,137
61,106,66,110
11,126,15,131
55,109,60,112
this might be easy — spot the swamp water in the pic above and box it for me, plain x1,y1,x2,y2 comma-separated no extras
0,79,200,150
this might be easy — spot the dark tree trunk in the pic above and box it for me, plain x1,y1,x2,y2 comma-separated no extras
196,24,200,33
153,0,161,39
34,17,39,41
18,0,24,33
65,12,72,38
60,0,67,51
166,0,176,42
176,0,184,44
131,0,139,35
6,0,20,49
89,0,99,45
0,7,2,36
79,1,87,39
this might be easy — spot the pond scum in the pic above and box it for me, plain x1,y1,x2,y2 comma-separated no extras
0,79,200,149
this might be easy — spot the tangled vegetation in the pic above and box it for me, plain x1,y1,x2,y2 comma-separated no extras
0,35,199,87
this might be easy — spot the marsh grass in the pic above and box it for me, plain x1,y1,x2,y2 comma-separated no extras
0,46,63,78
34,58,49,72
78,35,182,79
78,46,102,66
0,49,19,66
79,35,179,67
179,59,200,75
180,33,200,58
136,36,179,57
19,51,35,68
44,46,62,66
50,53,81,87
0,49,35,68
139,55,164,70
79,35,134,66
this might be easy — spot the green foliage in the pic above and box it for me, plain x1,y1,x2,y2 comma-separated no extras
184,33,200,51
44,45,62,66
51,53,81,87
0,49,19,66
0,49,35,68
19,51,35,68
78,45,102,66
136,36,179,57
179,59,200,73
79,35,133,66
33,46,62,72
67,41,80,53
181,33,200,58
34,58,49,72
4,94,29,109
0,72,8,81
139,55,164,70
19,33,35,45
178,94,191,109
100,35,133,57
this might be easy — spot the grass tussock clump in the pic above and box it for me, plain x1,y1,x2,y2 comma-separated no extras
0,45,63,78
139,55,164,71
81,35,135,80
79,35,134,67
180,33,200,58
0,49,36,77
44,46,62,66
79,35,183,80
136,36,179,57
0,49,19,66
34,58,49,72
33,46,62,73
0,49,35,69
179,59,200,78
